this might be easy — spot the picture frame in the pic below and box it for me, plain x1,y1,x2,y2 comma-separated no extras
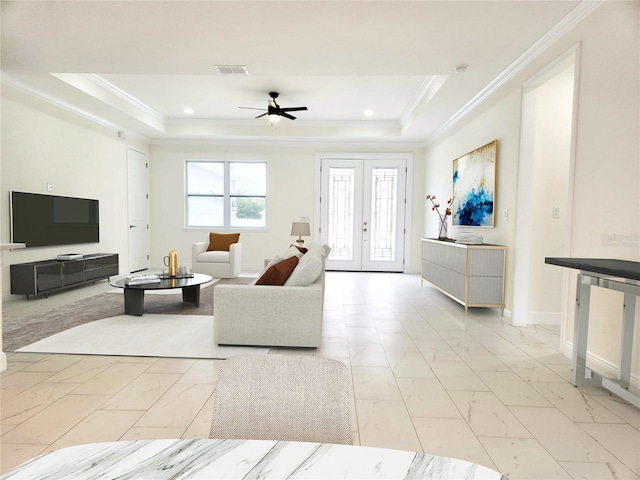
452,140,497,227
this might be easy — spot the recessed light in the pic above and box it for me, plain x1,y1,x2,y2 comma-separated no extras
455,65,469,74
184,107,194,114
364,110,374,117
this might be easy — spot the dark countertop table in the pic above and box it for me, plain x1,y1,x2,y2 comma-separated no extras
545,257,640,281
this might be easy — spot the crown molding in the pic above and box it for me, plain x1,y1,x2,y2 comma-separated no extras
426,0,603,145
1,72,122,132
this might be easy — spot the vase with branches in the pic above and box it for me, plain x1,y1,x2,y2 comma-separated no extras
426,194,453,240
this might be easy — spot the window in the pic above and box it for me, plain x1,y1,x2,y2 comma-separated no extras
186,161,266,228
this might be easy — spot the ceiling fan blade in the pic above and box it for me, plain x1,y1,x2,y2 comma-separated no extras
255,112,268,118
239,107,267,111
279,112,296,120
280,106,308,112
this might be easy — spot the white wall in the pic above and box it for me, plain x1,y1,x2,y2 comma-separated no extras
424,90,522,313
0,85,143,296
149,142,425,274
425,1,639,380
528,69,573,317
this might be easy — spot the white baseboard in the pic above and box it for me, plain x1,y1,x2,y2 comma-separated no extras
562,339,640,393
527,311,561,325
1,351,7,372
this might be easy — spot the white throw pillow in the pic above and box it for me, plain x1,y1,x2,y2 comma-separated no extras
284,249,324,286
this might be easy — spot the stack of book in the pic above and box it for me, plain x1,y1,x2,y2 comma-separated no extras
455,232,483,244
125,274,161,285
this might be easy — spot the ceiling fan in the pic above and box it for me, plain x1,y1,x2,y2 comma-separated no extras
240,91,308,121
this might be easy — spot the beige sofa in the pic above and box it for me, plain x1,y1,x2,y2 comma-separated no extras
213,244,329,348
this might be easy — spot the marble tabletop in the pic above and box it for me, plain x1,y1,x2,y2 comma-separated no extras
1,438,507,479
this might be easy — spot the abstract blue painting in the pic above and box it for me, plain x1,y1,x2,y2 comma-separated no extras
452,140,497,227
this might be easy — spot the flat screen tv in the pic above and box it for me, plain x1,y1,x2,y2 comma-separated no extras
10,191,100,248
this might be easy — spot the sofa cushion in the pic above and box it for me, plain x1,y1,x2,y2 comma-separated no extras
207,232,240,252
284,249,324,287
256,255,299,286
197,250,231,264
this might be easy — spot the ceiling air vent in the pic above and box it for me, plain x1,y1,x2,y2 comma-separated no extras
213,65,248,75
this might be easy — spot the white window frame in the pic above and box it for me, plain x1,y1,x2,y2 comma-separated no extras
185,160,267,229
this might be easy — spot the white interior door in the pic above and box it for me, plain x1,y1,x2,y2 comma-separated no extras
320,158,406,272
127,148,150,273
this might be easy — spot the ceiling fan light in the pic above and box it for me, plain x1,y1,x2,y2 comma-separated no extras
268,113,281,122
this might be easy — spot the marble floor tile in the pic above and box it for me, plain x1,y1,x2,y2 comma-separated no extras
377,332,420,352
396,378,461,419
21,354,86,373
3,271,638,480
0,443,49,475
530,382,628,424
71,362,151,395
473,334,527,356
45,409,144,452
134,383,215,429
384,350,435,378
316,336,350,357
346,326,381,344
500,355,568,383
559,461,640,480
590,394,640,429
42,355,117,384
176,360,222,384
351,366,402,401
120,426,187,441
349,343,389,367
448,391,532,438
427,360,490,391
102,373,181,410
578,423,640,475
356,399,423,453
509,406,619,463
479,436,571,479
1,394,110,445
1,381,79,425
476,371,552,407
492,328,561,359
145,358,197,374
412,417,496,470
0,371,55,400
182,394,216,439
453,346,510,372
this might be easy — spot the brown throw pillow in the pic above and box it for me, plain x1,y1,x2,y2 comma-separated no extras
207,232,240,251
256,255,299,286
292,245,308,254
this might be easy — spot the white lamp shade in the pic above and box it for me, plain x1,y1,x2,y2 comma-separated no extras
291,222,311,236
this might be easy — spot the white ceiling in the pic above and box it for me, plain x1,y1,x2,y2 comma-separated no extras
1,1,586,143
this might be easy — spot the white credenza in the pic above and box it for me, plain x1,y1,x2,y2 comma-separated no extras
421,238,506,315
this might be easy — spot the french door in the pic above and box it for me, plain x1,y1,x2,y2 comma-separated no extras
319,158,407,272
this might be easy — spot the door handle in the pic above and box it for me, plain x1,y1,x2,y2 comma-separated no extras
130,225,136,228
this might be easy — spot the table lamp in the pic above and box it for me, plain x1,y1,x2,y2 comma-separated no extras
291,222,311,246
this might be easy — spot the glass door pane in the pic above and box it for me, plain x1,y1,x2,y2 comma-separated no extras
369,167,398,262
328,167,355,261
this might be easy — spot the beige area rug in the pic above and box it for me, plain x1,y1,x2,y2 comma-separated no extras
16,314,269,359
7,276,268,359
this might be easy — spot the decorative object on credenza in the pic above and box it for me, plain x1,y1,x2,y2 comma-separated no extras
426,194,453,240
291,221,311,246
452,139,497,227
455,232,483,245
